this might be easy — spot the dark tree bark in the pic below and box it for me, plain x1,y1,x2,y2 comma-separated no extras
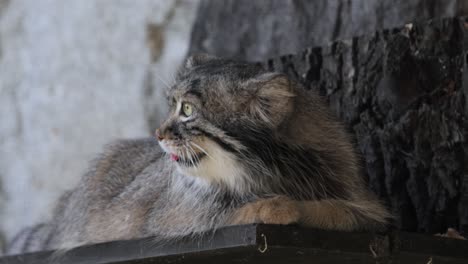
261,17,468,235
189,0,468,61
189,1,468,236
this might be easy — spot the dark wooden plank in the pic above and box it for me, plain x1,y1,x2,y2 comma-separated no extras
0,225,258,264
1,224,468,264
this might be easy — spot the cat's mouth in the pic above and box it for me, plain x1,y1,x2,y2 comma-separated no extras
170,152,206,167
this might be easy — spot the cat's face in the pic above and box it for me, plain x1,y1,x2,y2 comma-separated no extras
156,55,295,193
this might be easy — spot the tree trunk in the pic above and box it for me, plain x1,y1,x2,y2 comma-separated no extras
189,0,468,61
189,1,468,236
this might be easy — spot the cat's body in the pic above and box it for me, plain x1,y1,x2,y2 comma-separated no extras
7,55,390,255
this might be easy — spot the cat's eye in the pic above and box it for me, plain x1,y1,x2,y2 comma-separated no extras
182,102,193,117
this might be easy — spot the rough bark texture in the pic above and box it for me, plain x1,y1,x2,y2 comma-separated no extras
266,18,468,234
189,1,468,236
190,0,468,61
265,17,468,235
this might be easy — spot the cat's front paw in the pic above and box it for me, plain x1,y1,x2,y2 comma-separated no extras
230,196,301,225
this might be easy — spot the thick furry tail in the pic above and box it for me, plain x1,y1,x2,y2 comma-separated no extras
228,195,391,232
299,198,392,231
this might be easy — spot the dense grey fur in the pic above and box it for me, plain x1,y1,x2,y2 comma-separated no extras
6,55,390,255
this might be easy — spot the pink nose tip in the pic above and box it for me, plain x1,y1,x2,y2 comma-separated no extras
155,129,164,141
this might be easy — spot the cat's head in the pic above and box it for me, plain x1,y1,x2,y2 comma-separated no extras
156,54,295,193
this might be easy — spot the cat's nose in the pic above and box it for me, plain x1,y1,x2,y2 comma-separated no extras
155,129,164,141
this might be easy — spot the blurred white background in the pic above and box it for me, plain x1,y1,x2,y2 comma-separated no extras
0,0,200,249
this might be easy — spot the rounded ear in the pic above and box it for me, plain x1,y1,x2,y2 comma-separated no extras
246,73,296,127
184,53,218,69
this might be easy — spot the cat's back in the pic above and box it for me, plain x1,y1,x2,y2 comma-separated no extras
61,137,171,244
82,137,168,199
8,137,170,253
80,139,172,244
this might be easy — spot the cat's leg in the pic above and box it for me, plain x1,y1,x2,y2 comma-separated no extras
229,196,390,231
229,196,301,225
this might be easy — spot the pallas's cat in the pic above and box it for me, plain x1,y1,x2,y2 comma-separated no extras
7,55,390,254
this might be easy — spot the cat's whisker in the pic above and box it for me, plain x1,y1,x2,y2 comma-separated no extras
185,146,196,167
180,149,187,164
190,142,215,161
184,145,197,167
185,144,195,160
154,72,172,89
189,145,203,165
186,145,199,166
168,72,176,84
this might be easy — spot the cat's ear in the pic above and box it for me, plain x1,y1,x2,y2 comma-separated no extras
177,54,217,79
247,73,296,127
184,53,218,69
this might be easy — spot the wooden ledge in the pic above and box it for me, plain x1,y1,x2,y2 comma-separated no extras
1,224,468,264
